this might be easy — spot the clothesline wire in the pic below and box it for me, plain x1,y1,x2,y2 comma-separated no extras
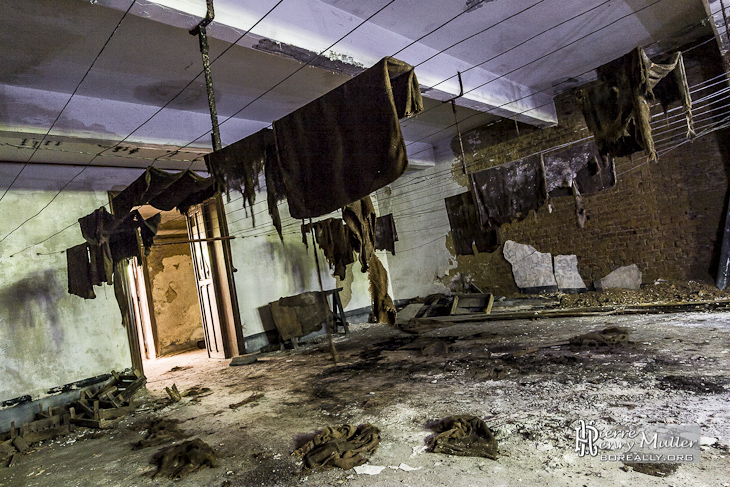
0,0,289,246
234,108,730,241
10,96,727,254
175,0,401,169
5,4,728,252
162,73,730,239
0,0,138,206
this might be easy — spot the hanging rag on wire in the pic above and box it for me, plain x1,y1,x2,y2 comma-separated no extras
470,154,548,230
578,47,694,161
204,128,276,227
273,56,423,219
70,207,161,299
444,191,500,256
301,218,356,280
111,167,217,216
374,213,398,255
542,141,616,197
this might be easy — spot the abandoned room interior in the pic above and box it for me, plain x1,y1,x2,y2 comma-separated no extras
2,0,730,485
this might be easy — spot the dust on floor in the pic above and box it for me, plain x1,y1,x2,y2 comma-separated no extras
1,311,729,487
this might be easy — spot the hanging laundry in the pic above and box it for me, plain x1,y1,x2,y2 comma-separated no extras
111,167,217,216
67,243,96,299
204,128,276,226
374,213,398,255
274,57,423,219
342,196,377,273
78,207,116,285
341,195,396,325
470,154,547,230
578,47,694,161
301,218,355,280
444,191,500,256
542,141,615,197
264,143,287,240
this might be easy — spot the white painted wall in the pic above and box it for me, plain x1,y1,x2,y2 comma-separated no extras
0,163,141,403
376,144,462,300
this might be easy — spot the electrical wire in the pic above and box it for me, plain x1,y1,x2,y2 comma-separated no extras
5,4,729,251
0,0,137,205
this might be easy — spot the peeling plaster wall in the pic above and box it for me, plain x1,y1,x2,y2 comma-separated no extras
146,242,204,356
225,190,392,350
0,164,141,404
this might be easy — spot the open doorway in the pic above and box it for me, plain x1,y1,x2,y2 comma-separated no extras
116,197,244,372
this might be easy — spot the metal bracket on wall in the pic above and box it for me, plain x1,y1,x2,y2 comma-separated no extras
190,0,222,153
442,72,468,175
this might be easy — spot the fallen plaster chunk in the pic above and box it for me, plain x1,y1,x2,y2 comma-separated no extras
553,255,587,293
354,465,387,475
394,463,422,471
503,240,558,293
594,264,642,291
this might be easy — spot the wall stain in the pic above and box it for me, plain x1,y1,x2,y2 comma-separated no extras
0,270,65,348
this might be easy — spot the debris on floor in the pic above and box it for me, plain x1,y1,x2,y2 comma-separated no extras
165,384,181,402
131,418,188,450
568,326,630,349
292,424,381,471
624,462,679,477
149,438,216,479
69,369,146,429
229,393,264,409
427,415,498,460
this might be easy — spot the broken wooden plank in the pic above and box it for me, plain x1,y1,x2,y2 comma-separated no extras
486,294,494,314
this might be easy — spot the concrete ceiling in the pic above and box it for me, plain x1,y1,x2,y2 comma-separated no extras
0,0,712,172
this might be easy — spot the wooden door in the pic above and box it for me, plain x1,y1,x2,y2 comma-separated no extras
188,206,226,359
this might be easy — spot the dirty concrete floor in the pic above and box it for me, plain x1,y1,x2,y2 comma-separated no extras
2,311,729,487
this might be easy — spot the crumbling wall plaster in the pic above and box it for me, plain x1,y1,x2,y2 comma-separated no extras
146,245,204,357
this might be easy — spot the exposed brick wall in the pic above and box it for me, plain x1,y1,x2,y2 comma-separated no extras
446,39,730,292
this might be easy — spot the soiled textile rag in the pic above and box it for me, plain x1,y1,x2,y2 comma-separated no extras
302,218,355,280
111,167,216,215
578,47,694,160
543,141,616,196
274,57,423,218
374,213,398,255
367,254,396,326
204,128,275,226
444,191,500,256
470,155,547,229
342,197,377,272
67,243,96,299
292,424,380,471
77,207,161,294
428,415,498,459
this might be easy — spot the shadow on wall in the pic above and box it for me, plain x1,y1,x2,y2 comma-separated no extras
0,269,65,348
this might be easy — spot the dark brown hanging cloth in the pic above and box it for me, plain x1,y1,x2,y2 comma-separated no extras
301,218,356,280
342,195,396,325
273,56,423,219
578,47,694,161
374,213,398,255
78,207,116,285
67,243,96,299
111,167,216,216
204,128,276,226
342,196,377,272
444,191,500,256
542,141,615,197
470,155,547,230
264,142,287,240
